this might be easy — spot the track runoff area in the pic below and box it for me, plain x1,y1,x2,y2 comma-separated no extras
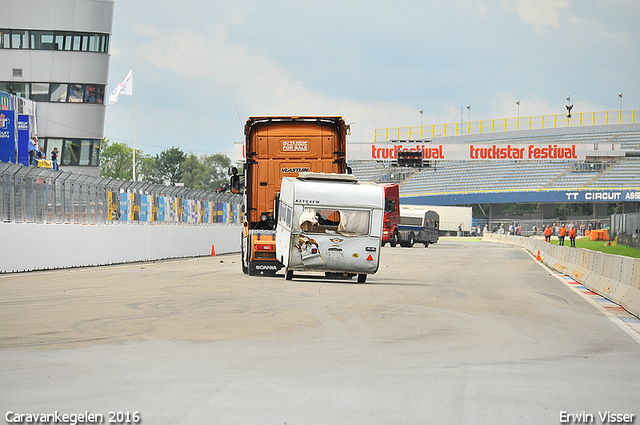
1,238,639,424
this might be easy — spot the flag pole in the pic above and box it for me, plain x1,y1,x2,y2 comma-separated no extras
132,67,136,182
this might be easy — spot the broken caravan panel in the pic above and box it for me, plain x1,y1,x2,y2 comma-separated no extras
276,172,384,283
242,117,347,275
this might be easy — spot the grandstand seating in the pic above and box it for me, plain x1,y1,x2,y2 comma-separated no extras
348,125,640,197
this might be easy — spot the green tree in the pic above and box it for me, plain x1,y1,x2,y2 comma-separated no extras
181,153,232,191
153,146,186,185
100,138,146,180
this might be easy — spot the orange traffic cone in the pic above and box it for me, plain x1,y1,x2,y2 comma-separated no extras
211,245,216,256
536,250,541,261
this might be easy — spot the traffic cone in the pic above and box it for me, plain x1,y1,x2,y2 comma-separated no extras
211,245,216,256
536,250,541,261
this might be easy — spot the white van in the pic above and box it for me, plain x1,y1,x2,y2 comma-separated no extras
276,173,384,283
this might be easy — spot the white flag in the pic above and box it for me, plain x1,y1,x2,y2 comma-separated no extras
108,69,133,104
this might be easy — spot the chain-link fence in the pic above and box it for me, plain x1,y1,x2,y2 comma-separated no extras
611,212,640,249
0,162,243,225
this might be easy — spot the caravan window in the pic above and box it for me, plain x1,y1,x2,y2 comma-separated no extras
298,208,370,236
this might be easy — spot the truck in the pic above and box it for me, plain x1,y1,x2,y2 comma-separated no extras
275,172,384,283
401,204,472,236
379,183,400,247
397,209,440,247
241,117,348,275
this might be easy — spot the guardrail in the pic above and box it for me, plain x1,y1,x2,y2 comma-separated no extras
374,109,639,141
0,162,243,225
482,233,640,319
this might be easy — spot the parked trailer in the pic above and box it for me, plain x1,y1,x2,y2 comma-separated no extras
397,209,440,247
401,204,472,235
276,172,384,283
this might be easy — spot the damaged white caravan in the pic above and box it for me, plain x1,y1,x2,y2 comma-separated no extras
276,173,384,283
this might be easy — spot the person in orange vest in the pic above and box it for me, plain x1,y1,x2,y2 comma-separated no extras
558,224,567,246
544,225,553,243
568,225,577,248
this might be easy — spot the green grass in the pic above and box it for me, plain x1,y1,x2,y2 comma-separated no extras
549,237,640,258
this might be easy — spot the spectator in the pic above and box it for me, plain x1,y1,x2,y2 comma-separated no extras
457,223,463,237
568,224,577,248
516,224,522,235
558,224,567,246
483,224,488,235
50,147,59,171
544,225,553,243
36,146,46,163
498,224,505,235
28,136,38,166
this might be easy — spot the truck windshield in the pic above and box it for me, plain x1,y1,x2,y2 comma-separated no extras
299,208,370,236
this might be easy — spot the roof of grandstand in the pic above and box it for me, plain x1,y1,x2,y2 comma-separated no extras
348,122,640,205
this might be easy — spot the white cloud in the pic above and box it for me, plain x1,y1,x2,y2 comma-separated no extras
507,0,570,32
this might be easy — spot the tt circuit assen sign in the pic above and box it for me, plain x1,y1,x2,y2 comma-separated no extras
347,142,588,161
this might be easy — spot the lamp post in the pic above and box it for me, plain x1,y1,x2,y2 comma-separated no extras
419,109,423,138
516,100,520,129
466,105,471,134
618,93,623,123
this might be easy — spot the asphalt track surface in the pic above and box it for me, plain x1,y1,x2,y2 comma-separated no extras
1,239,639,425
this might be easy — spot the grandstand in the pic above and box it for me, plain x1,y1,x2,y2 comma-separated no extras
348,120,640,227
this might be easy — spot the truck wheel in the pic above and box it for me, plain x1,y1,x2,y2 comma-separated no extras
357,274,367,283
407,232,415,248
424,242,429,248
285,269,293,280
390,230,399,247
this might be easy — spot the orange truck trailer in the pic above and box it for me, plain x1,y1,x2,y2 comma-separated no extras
242,117,348,275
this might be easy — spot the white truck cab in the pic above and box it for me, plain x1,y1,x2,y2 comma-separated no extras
276,173,384,283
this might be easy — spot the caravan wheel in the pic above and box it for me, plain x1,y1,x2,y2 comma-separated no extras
357,274,367,283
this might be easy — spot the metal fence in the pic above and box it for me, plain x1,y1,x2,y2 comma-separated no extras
611,212,640,249
0,162,243,225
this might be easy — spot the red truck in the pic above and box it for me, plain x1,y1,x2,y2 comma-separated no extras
380,183,400,247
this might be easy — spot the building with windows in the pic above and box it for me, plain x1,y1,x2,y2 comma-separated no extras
0,0,114,176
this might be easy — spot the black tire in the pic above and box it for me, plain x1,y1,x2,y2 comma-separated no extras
407,232,415,248
423,242,429,248
285,269,293,280
357,274,367,283
390,230,399,247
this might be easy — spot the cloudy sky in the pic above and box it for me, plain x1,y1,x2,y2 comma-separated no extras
104,0,640,158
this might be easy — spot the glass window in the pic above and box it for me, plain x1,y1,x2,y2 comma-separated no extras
81,35,88,51
31,83,50,101
0,82,29,98
85,85,104,104
11,30,29,49
101,35,109,53
79,140,92,165
72,35,81,51
88,35,100,52
68,84,85,103
1,31,9,49
46,138,63,161
62,139,80,166
91,140,100,166
54,34,65,50
64,34,73,51
50,84,68,102
30,31,54,49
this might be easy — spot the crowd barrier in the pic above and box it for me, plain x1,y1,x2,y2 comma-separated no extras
482,233,640,319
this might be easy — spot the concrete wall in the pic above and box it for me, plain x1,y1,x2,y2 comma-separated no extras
0,222,242,273
483,233,640,319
